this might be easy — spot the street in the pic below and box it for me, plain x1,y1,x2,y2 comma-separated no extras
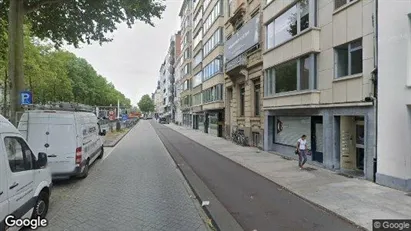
39,121,209,231
152,122,364,231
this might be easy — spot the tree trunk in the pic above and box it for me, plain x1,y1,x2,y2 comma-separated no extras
3,69,8,116
8,0,25,126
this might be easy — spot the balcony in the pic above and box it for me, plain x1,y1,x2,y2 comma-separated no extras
225,53,247,73
227,0,246,26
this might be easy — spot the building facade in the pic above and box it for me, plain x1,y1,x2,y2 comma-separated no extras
262,0,377,181
190,0,226,137
179,0,194,127
156,36,176,122
224,0,264,148
174,31,183,125
376,0,411,191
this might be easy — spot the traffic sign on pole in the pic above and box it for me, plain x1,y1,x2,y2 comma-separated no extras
20,91,33,105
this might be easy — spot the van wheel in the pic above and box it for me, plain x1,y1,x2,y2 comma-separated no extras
78,160,89,179
32,191,49,219
97,147,104,159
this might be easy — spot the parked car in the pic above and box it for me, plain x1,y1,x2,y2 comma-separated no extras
159,117,168,124
0,114,52,231
18,109,106,180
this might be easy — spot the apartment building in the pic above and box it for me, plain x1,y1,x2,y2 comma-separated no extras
174,31,183,125
262,0,377,181
157,36,177,122
179,0,194,127
224,0,264,148
376,0,411,191
191,0,226,137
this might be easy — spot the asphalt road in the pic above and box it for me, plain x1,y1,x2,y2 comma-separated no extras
152,122,364,231
37,121,209,231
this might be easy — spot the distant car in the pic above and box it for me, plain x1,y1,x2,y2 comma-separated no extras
159,118,168,124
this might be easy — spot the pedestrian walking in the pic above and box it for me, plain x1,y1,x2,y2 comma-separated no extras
296,135,308,169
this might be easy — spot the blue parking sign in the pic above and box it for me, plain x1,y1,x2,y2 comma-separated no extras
20,91,32,105
121,114,128,121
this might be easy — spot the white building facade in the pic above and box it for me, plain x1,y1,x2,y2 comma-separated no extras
376,0,411,191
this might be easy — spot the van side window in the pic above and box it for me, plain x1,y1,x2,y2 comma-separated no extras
4,137,34,172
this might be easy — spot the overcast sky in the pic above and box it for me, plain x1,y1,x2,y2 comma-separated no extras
64,1,182,106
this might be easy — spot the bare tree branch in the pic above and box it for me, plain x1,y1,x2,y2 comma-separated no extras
24,0,66,14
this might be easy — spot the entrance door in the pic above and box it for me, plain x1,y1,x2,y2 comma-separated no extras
356,120,365,170
311,116,323,163
218,112,223,137
204,114,209,133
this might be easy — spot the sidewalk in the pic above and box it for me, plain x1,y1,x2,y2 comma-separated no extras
165,124,411,231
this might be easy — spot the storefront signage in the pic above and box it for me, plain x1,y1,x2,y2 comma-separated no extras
224,15,260,62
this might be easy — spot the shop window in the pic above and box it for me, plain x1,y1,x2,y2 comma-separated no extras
274,116,311,148
335,39,363,78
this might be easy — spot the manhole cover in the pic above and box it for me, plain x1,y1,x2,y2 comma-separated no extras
303,167,317,171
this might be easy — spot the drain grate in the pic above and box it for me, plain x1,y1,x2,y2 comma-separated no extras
303,167,317,171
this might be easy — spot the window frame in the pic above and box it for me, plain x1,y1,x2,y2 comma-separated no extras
193,71,203,87
239,85,245,116
203,56,223,81
204,1,222,34
4,136,36,173
265,0,316,50
204,27,223,56
254,83,261,116
264,54,317,96
193,50,203,67
334,39,363,78
334,0,355,10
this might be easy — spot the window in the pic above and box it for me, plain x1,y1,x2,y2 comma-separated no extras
204,1,221,33
204,28,223,56
254,83,260,116
266,0,311,49
193,30,202,48
265,55,315,95
275,60,298,93
193,50,203,67
5,137,34,172
240,85,245,116
183,63,191,76
184,48,191,60
202,84,223,103
334,0,355,10
193,93,202,105
300,56,310,90
203,56,222,81
194,9,203,28
193,71,202,87
204,0,211,10
275,116,311,148
335,39,363,78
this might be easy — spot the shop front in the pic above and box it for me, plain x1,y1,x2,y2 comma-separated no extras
264,106,375,181
204,110,224,137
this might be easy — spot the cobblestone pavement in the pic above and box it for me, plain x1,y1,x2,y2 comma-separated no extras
39,121,209,231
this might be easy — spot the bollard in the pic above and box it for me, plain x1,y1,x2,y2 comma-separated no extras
116,120,121,131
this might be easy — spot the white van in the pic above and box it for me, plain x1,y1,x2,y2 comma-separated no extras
0,114,52,231
18,105,106,180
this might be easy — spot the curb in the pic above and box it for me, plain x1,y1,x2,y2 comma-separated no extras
103,120,139,147
153,123,244,231
166,125,368,231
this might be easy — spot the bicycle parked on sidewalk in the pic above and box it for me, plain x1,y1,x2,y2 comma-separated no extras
231,129,249,146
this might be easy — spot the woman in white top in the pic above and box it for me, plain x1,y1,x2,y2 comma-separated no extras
296,135,308,169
